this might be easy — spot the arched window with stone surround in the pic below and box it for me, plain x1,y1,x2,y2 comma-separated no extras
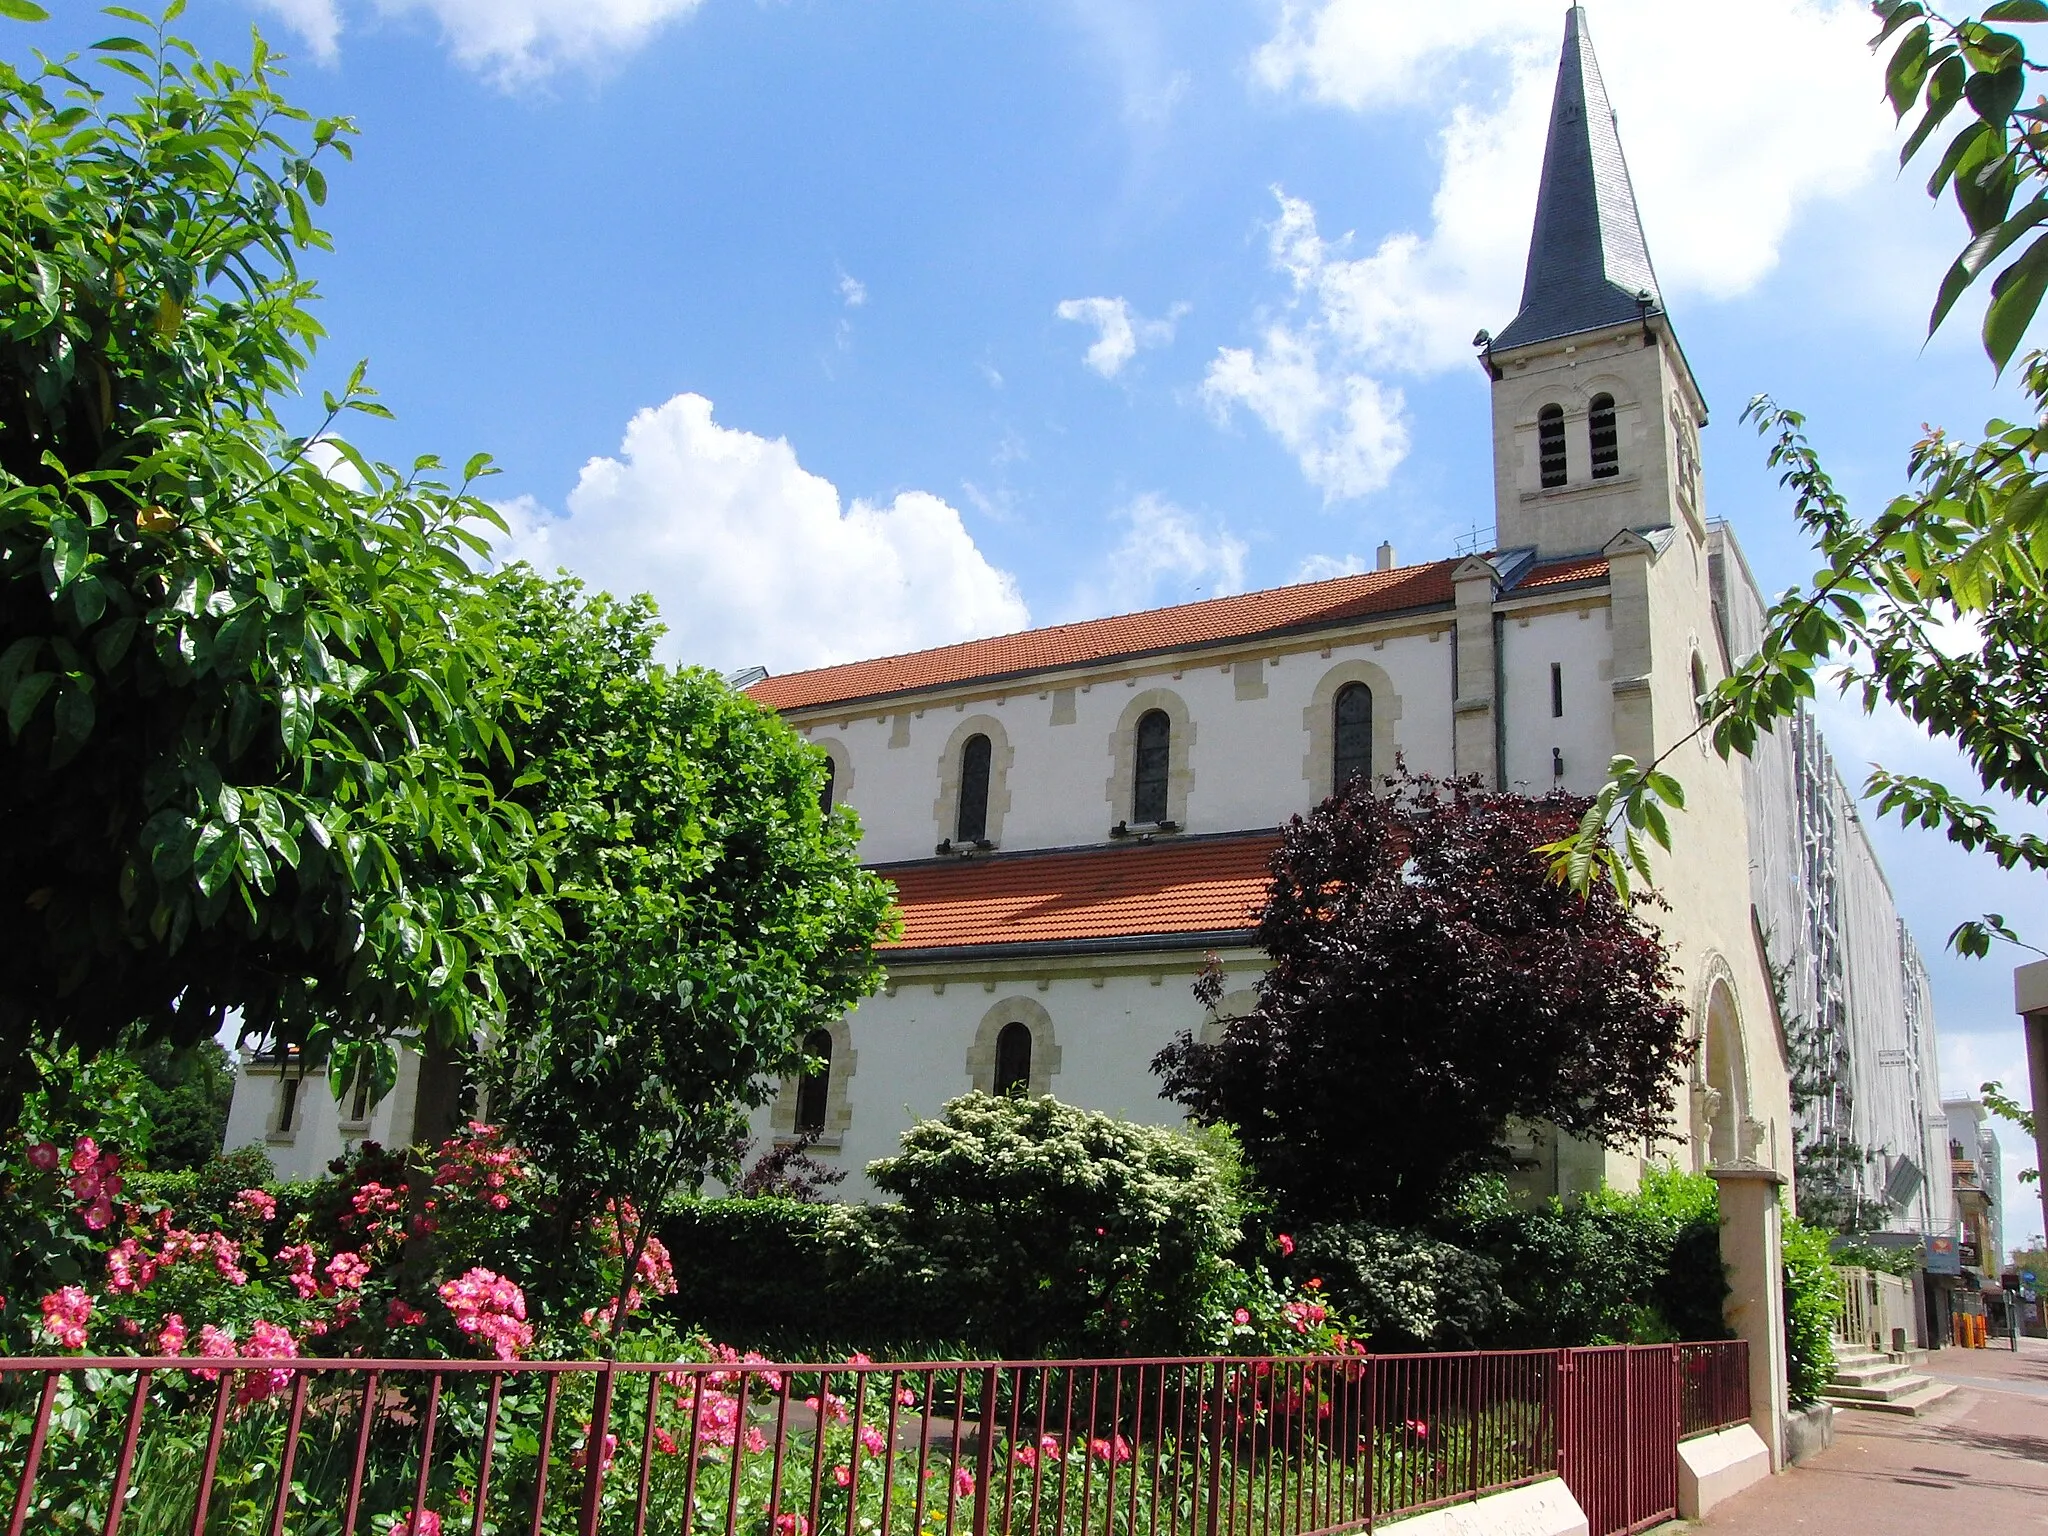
818,756,836,815
1538,404,1567,488
1133,709,1171,823
794,1027,833,1136
957,733,992,842
994,1022,1033,1097
1333,683,1373,791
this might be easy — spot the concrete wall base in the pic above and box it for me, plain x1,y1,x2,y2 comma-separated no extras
1783,1401,1834,1466
1677,1424,1772,1519
1382,1478,1588,1536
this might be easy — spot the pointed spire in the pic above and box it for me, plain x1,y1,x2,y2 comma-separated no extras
1491,6,1662,352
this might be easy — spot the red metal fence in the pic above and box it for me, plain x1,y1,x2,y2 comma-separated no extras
1,1343,1747,1536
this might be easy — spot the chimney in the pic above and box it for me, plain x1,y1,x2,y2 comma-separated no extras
1375,541,1395,572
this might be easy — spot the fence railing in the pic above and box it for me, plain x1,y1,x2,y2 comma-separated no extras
1,1343,1749,1536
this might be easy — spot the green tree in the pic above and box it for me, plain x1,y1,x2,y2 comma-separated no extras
131,1034,232,1169
0,10,548,1120
477,571,895,1340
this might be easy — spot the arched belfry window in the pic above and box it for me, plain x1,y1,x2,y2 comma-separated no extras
795,1028,833,1136
994,1022,1033,1097
1133,709,1171,823
818,756,836,815
1538,404,1567,488
1333,683,1372,791
957,733,992,843
1589,394,1619,479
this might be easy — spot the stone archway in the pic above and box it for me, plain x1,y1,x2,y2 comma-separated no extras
1695,966,1754,1170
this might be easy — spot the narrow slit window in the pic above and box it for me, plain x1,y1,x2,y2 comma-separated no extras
276,1076,300,1135
994,1022,1033,1096
818,756,836,815
795,1028,833,1136
347,1065,372,1123
1333,683,1373,791
1589,394,1619,479
1133,710,1171,823
1550,663,1564,719
1538,404,1567,488
957,734,992,843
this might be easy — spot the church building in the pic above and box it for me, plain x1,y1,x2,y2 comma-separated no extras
227,9,1951,1232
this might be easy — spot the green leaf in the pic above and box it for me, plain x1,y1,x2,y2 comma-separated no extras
6,672,53,737
1886,21,1933,117
50,684,94,768
0,1,51,19
1982,228,2048,372
1901,55,1968,166
279,684,315,754
1985,0,2048,19
1965,61,2026,127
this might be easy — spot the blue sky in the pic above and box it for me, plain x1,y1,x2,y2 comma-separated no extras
27,0,2048,1247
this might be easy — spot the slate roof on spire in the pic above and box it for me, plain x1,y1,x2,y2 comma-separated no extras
1491,6,1662,351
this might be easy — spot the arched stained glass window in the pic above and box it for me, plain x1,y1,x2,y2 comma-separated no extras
1333,683,1373,791
1133,710,1171,823
994,1022,1033,1097
957,734,992,843
1538,404,1567,488
1589,394,1619,479
795,1027,833,1136
819,756,836,815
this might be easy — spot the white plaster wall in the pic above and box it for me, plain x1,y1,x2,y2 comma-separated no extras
224,1049,421,1183
1498,603,1615,796
796,628,1459,866
745,961,1247,1200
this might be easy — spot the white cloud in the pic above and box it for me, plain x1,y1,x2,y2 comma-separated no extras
1064,493,1247,619
1250,0,1891,372
1055,296,1187,378
838,272,868,309
1294,552,1366,582
1200,298,1411,502
259,0,707,82
259,0,344,60
495,393,1029,674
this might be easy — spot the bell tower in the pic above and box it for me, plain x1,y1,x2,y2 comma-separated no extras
1480,6,1707,560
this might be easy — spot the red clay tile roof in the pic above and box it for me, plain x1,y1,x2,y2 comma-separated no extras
880,834,1282,953
750,554,1610,713
1515,553,1609,591
749,560,1463,713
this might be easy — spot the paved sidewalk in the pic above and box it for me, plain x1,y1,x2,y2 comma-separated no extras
1690,1335,2048,1532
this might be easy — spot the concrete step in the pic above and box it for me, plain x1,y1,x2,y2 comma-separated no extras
1829,1359,1914,1388
1820,1378,1957,1417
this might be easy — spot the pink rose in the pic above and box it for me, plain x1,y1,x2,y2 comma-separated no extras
37,1286,91,1350
25,1142,58,1172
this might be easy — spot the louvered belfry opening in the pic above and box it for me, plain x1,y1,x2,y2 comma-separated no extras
1538,404,1567,488
1589,393,1619,478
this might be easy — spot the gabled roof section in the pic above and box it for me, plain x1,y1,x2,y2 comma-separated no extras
879,833,1281,955
1491,6,1662,352
748,560,1460,712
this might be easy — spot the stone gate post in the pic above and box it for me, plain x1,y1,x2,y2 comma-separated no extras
1709,1165,1789,1471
